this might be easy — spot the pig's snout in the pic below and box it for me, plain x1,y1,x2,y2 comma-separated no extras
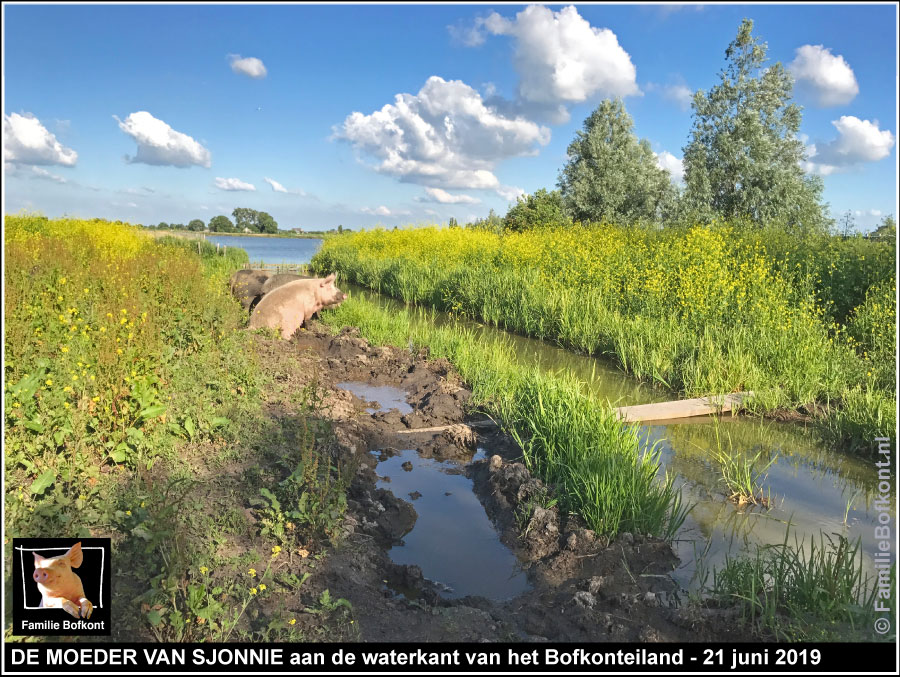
33,569,49,583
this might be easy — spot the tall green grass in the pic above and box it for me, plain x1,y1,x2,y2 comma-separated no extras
314,224,895,452
712,530,894,642
322,296,688,540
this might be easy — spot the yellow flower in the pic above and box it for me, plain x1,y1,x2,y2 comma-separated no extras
258,584,267,591
60,346,69,353
199,566,208,574
59,277,67,284
45,379,53,386
248,568,257,577
289,618,297,626
250,587,258,595
126,510,131,516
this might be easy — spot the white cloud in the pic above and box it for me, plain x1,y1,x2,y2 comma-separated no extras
336,75,550,191
855,209,882,218
214,177,256,191
496,185,526,202
448,19,488,47
29,166,69,183
361,205,410,217
229,54,267,79
424,208,439,216
665,84,692,110
4,163,69,183
790,45,859,107
654,150,685,184
646,82,693,110
421,187,481,204
264,177,288,193
481,5,639,105
115,111,211,168
4,113,78,166
804,116,895,175
264,176,306,195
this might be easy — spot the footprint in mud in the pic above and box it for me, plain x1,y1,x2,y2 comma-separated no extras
371,448,530,601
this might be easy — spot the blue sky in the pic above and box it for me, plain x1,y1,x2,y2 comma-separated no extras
3,2,897,231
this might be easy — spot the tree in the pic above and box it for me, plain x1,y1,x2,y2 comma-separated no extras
870,214,896,240
682,18,829,233
209,215,235,232
232,207,259,232
188,219,205,232
468,208,504,234
558,99,676,225
448,217,459,228
257,211,278,234
337,224,343,234
504,189,570,232
157,222,169,230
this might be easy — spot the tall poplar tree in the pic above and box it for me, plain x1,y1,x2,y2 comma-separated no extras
682,18,829,233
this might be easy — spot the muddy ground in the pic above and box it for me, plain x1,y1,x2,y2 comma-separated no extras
241,322,746,643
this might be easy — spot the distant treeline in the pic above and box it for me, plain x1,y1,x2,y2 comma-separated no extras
141,207,348,236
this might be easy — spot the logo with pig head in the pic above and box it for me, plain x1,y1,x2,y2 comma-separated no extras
13,537,111,635
32,542,93,619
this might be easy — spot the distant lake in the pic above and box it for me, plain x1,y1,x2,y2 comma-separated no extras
206,235,323,265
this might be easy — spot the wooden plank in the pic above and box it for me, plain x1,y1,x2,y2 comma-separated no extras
396,420,498,434
615,392,753,423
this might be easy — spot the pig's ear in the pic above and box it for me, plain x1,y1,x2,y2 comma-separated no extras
33,552,45,568
321,273,336,286
65,542,83,568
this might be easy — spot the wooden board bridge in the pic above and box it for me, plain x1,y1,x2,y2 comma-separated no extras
613,391,753,423
395,392,754,435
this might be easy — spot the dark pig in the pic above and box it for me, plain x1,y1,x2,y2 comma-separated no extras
260,272,313,296
229,269,274,310
248,273,347,339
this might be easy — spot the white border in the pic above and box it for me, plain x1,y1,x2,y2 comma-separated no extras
17,545,105,610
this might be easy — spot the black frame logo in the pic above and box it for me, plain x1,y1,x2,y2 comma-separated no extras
12,537,111,636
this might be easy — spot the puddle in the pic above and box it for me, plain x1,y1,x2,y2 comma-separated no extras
372,448,530,601
338,381,413,415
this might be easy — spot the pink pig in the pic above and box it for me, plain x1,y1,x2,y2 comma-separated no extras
32,542,93,619
248,273,347,339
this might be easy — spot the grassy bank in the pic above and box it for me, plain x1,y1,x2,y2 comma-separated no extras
313,224,895,452
320,295,687,540
4,215,351,641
